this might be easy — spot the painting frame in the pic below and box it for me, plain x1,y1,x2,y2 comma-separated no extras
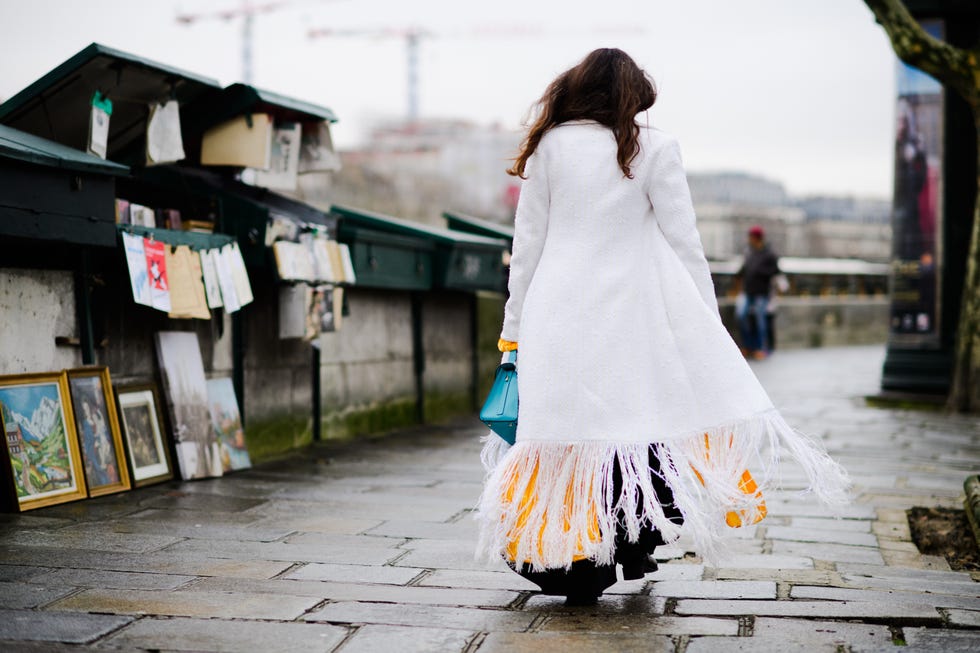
67,367,131,497
0,371,88,512
114,383,174,487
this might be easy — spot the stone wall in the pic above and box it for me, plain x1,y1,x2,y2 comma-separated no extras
719,296,890,350
0,268,82,376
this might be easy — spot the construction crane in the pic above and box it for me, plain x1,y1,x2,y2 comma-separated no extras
176,1,292,84
307,25,644,124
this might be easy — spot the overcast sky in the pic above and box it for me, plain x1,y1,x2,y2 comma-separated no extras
0,0,899,198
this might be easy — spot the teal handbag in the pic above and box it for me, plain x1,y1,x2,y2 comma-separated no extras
480,350,518,445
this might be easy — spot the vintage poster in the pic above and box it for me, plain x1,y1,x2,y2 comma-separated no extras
121,232,152,306
199,249,224,309
888,19,944,348
226,242,254,307
213,246,241,313
166,245,210,320
144,238,171,312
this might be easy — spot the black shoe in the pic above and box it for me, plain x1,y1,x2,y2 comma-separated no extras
644,557,659,574
621,556,659,581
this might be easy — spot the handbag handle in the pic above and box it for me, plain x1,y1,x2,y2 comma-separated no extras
500,349,517,368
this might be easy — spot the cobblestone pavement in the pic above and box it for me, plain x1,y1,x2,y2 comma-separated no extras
1,345,978,652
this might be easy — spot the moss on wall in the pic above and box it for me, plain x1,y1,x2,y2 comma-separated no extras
244,414,313,463
245,390,479,463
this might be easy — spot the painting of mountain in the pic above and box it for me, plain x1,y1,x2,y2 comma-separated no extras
0,374,87,510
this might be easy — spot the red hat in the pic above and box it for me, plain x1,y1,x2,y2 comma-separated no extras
748,225,765,238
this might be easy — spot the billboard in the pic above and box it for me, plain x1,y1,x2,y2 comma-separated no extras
888,19,945,348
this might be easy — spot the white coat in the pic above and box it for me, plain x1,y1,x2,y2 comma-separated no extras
477,121,849,570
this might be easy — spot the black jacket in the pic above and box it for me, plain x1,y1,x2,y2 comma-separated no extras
737,245,780,296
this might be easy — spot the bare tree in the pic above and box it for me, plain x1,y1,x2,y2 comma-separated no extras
862,0,980,411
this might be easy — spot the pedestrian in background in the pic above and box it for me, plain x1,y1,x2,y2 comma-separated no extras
477,48,848,607
735,225,780,359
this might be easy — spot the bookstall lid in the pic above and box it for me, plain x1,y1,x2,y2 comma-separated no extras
0,43,221,164
331,205,508,292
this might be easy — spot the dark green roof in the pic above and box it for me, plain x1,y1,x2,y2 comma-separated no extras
0,43,222,161
332,205,508,249
443,210,514,241
0,124,128,175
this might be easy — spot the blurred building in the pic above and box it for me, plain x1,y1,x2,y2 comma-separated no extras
689,172,891,262
299,119,521,226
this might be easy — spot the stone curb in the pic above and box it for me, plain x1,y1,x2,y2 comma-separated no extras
963,475,980,552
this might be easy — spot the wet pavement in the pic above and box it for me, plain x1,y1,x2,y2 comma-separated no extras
1,345,978,652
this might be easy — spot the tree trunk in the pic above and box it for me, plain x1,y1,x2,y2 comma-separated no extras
947,114,980,411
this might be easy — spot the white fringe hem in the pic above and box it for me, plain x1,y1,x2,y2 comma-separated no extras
475,409,850,571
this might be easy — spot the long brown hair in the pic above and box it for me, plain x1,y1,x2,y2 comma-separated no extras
508,48,656,179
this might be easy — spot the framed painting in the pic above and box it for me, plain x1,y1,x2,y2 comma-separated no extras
115,383,174,487
67,367,131,497
0,372,88,511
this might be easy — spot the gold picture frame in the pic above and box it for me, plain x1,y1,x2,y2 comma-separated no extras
114,383,174,487
0,371,88,511
67,367,131,497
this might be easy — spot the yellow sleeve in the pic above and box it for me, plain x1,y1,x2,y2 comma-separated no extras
497,339,518,352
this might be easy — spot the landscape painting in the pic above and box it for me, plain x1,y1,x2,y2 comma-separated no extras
206,377,251,472
68,367,131,497
155,332,223,480
0,372,87,511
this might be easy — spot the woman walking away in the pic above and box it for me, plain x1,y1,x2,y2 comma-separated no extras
476,48,849,606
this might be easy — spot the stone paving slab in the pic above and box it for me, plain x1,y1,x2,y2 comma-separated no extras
244,498,463,523
99,517,294,543
284,562,424,585
364,519,478,540
338,625,474,653
48,588,320,620
282,531,407,549
0,545,294,579
478,632,675,652
946,609,980,627
0,581,78,609
0,564,51,582
709,554,814,569
0,529,182,554
673,598,943,620
0,609,133,644
788,517,872,532
764,525,878,547
649,580,776,599
770,540,885,564
523,594,667,614
790,585,980,610
139,492,267,513
751,617,895,649
540,614,739,636
250,515,383,535
159,538,404,566
186,576,520,607
28,569,197,591
303,601,537,632
418,568,540,591
98,616,349,652
903,627,980,652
